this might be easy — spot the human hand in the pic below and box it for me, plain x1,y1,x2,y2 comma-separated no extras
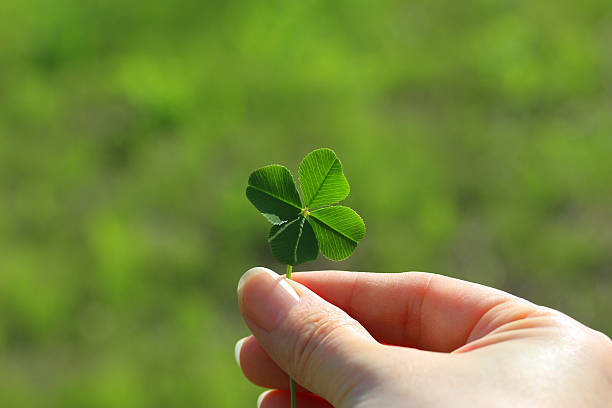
235,267,612,408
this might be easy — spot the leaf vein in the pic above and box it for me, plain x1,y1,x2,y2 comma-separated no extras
310,211,359,243
248,184,302,210
304,159,338,207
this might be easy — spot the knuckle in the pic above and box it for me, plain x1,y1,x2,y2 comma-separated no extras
287,304,356,385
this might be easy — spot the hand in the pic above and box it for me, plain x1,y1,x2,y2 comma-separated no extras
235,267,612,408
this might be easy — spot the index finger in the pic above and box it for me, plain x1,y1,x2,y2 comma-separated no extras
291,271,535,352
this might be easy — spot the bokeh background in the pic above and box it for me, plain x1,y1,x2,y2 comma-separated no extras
1,0,611,406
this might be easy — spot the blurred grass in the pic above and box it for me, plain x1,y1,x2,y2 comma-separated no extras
1,0,611,406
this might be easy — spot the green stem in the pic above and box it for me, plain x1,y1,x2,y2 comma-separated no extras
285,264,297,408
289,377,297,408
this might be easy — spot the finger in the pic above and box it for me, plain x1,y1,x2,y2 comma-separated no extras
291,270,536,352
257,390,333,408
237,267,384,407
235,335,307,392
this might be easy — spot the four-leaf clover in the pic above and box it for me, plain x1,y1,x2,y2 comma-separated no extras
246,148,365,265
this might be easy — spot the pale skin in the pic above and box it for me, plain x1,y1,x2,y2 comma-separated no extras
236,267,612,408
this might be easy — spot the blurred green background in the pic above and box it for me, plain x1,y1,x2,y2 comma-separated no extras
1,0,611,406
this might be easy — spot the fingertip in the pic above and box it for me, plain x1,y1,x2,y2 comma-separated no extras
238,266,300,332
257,390,272,408
234,337,247,368
237,267,278,297
237,335,305,390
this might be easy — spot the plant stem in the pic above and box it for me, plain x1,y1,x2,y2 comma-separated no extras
289,377,297,408
285,264,297,408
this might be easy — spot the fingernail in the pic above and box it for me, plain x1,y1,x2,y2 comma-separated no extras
237,267,299,332
234,337,246,368
257,390,272,408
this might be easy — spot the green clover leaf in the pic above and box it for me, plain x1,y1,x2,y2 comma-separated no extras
246,148,365,265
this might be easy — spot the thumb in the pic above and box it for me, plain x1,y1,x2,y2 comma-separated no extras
237,267,378,406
